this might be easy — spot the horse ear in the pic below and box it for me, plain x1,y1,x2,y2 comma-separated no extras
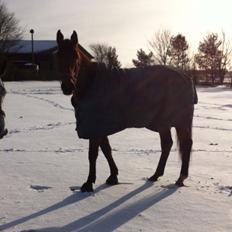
57,30,64,46
71,30,78,47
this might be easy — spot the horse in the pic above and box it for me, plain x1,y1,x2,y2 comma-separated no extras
0,61,7,139
55,30,198,192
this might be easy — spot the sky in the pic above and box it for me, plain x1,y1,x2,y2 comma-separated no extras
3,0,232,66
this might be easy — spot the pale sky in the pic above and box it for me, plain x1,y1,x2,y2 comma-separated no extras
3,0,232,66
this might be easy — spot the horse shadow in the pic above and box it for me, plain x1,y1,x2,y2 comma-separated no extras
15,182,177,232
0,184,108,231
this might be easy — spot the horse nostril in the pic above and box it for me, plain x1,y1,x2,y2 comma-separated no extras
61,81,75,95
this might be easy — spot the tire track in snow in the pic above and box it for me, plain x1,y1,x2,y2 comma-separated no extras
194,114,232,122
0,147,231,154
199,101,232,108
26,94,73,112
1,146,231,156
193,125,232,132
0,147,83,153
6,121,75,137
10,91,73,112
113,148,232,155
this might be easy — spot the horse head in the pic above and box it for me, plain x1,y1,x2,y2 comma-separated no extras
56,30,80,95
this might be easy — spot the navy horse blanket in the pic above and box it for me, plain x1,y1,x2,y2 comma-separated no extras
72,65,197,139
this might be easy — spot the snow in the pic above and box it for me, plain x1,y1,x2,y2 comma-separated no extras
0,82,231,232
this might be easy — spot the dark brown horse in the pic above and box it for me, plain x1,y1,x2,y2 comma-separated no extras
0,61,7,139
56,30,197,192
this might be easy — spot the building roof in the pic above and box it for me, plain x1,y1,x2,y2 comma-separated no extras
7,40,94,59
8,40,57,54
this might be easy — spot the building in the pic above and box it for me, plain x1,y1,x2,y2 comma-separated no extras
3,40,93,81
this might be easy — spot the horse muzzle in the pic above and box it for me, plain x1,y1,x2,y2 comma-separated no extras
61,79,75,95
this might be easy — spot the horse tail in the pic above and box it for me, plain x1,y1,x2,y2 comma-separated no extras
193,83,198,104
175,106,194,167
183,70,198,105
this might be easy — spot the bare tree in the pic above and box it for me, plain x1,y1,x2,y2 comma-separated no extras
90,43,121,70
0,1,23,53
148,29,172,65
218,32,232,84
89,43,108,64
188,53,199,85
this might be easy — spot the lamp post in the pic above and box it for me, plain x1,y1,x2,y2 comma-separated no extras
30,29,34,67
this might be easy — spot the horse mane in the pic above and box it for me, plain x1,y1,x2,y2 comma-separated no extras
77,46,92,67
73,46,96,101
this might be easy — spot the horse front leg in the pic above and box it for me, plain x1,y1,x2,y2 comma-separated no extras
148,128,173,182
100,137,119,185
81,138,101,192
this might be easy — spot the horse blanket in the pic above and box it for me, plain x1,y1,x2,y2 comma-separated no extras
72,65,197,139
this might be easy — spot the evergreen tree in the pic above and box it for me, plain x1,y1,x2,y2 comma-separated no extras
106,46,121,70
169,34,189,70
195,33,223,85
132,49,154,68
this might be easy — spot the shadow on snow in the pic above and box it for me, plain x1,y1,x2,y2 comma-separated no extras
0,182,177,232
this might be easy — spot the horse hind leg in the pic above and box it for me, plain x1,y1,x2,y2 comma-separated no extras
100,137,119,185
148,128,173,182
175,126,193,187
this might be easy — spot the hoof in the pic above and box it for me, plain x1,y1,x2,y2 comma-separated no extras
175,180,185,187
81,182,94,192
148,175,159,182
175,176,187,187
106,175,119,185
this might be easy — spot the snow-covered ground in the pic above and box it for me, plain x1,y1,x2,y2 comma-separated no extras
0,81,231,232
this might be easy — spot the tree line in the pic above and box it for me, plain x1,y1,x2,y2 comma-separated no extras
0,1,232,86
91,30,232,86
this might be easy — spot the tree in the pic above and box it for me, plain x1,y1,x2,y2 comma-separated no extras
169,34,190,70
106,46,121,70
132,49,154,68
90,43,121,70
218,32,232,84
148,29,172,65
195,33,224,85
0,1,23,53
